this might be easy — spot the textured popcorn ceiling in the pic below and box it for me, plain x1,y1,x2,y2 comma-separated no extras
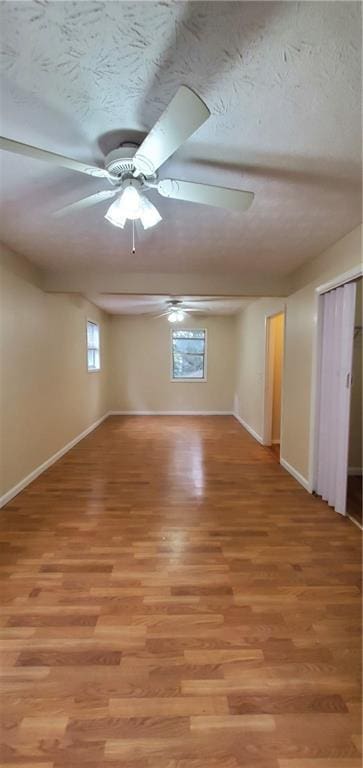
0,1,361,282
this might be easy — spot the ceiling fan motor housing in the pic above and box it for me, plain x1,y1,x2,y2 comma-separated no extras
104,146,158,192
104,146,137,178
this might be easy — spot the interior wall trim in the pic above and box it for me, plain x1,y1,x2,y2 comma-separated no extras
316,264,363,296
0,413,109,509
347,514,363,531
280,456,311,492
234,413,311,495
233,413,266,445
108,410,234,416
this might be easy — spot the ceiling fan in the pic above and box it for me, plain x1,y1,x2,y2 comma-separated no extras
0,86,254,231
153,298,212,323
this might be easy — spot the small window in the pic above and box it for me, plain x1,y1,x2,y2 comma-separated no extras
87,321,100,371
171,329,206,380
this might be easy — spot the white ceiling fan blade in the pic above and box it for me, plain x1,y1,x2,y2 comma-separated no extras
182,308,210,314
0,136,110,179
133,86,210,176
153,311,172,319
53,190,117,218
157,179,254,212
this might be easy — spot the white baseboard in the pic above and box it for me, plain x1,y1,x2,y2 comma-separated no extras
234,413,311,493
108,410,233,416
348,467,363,476
347,514,363,531
233,413,266,445
0,413,109,509
280,456,311,492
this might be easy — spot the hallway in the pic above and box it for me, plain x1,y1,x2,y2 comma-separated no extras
1,416,361,767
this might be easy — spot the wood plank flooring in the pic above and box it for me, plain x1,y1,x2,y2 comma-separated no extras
0,415,361,767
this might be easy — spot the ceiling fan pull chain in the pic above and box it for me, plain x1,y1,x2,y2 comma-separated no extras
132,219,135,254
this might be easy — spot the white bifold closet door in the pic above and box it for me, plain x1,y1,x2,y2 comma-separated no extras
316,281,356,515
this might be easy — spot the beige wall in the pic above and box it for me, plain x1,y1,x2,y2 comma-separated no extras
283,225,362,481
234,298,286,440
108,314,236,413
349,278,362,470
289,225,362,293
234,225,362,484
271,313,284,443
0,245,110,499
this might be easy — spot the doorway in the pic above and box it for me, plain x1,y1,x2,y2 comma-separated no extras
312,275,361,517
264,312,285,459
347,277,362,526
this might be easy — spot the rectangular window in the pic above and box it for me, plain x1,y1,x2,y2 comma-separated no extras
87,321,100,371
171,329,206,380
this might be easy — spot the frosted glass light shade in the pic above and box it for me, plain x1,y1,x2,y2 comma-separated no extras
139,197,162,229
105,187,162,230
104,196,128,229
168,310,185,323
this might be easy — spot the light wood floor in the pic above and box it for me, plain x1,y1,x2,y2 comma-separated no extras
1,416,361,767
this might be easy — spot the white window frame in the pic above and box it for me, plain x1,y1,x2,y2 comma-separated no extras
170,328,207,382
86,319,101,372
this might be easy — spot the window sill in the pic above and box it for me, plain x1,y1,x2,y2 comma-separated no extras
171,378,207,383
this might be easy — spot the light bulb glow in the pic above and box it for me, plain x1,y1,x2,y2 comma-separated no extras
120,186,142,220
105,186,162,230
168,309,185,323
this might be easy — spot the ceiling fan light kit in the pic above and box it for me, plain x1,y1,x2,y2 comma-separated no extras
0,84,254,246
153,299,210,323
168,309,185,323
104,181,162,230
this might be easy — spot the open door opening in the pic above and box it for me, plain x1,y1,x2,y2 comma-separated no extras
313,279,357,516
264,312,285,460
